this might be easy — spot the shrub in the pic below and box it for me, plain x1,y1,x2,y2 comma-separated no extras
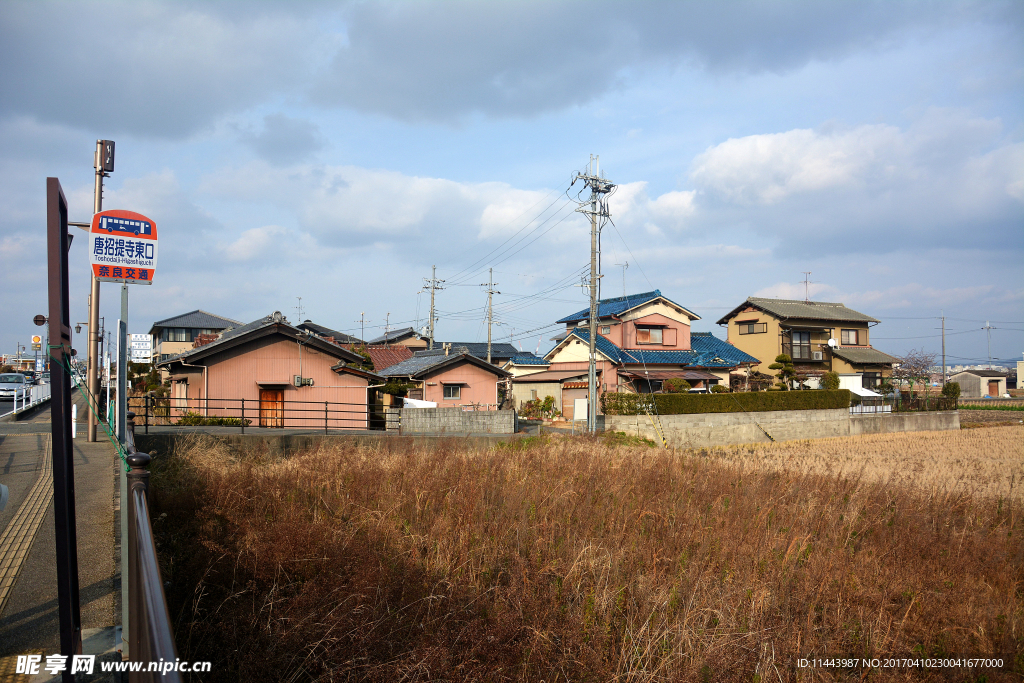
768,354,795,390
176,411,252,427
820,371,840,391
519,395,558,419
942,381,961,399
601,389,851,415
710,384,728,393
663,378,691,393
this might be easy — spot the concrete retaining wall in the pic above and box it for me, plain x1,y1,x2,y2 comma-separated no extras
605,408,959,448
850,410,959,435
399,407,516,434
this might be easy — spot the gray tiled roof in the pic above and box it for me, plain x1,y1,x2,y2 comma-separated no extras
150,310,241,330
297,320,362,344
951,369,1006,378
436,342,519,359
368,327,420,344
717,298,879,325
831,347,898,365
378,347,510,379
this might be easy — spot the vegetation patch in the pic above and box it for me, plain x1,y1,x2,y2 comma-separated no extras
602,388,852,415
152,429,1022,681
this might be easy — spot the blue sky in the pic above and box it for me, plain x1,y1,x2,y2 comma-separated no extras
1,0,1021,366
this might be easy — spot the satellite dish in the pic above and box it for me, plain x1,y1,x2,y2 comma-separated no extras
827,338,837,348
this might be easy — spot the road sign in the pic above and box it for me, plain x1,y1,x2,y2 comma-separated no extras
89,210,158,285
130,334,150,343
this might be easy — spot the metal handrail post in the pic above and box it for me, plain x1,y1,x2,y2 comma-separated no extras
325,401,329,434
126,452,149,672
240,397,245,434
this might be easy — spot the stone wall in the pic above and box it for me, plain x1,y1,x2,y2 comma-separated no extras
399,407,517,434
605,408,959,448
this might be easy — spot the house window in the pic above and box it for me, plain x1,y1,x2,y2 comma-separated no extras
841,329,860,345
443,385,461,400
636,327,663,344
162,328,190,342
737,321,767,335
600,326,611,335
791,331,811,360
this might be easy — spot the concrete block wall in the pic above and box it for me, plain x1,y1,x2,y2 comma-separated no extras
399,407,516,434
605,408,960,448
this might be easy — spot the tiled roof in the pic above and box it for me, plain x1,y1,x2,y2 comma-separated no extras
557,329,759,368
297,320,362,344
717,297,879,325
158,312,362,366
950,369,1006,378
556,290,699,324
831,347,898,365
378,347,510,379
150,310,241,330
364,345,413,371
368,327,420,344
437,342,520,360
508,354,549,365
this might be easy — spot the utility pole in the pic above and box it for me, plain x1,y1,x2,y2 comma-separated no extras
384,313,390,348
571,155,615,433
483,268,500,364
984,321,994,366
423,265,445,350
88,140,113,442
941,312,946,384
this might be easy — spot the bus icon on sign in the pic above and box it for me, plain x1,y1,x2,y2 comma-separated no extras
100,216,152,236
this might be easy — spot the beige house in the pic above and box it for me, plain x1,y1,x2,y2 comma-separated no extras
717,297,897,390
149,310,241,363
948,369,1007,398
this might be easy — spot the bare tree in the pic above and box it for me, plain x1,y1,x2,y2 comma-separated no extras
892,348,937,397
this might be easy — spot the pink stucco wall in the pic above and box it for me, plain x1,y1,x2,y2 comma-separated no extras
621,313,690,350
420,360,503,407
170,336,372,428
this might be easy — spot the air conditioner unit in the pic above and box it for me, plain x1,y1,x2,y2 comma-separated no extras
812,351,823,361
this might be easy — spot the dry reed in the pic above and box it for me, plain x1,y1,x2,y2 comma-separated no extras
152,429,1023,682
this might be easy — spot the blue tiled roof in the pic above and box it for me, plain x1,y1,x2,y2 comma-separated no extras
508,354,549,365
558,329,758,368
556,290,699,324
379,346,511,378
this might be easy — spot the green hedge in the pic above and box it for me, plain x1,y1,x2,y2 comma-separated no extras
600,389,852,415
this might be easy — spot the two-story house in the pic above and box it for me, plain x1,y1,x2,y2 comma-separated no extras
716,297,897,389
524,290,759,418
149,310,241,363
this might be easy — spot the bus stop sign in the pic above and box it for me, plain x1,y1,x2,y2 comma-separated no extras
89,209,158,285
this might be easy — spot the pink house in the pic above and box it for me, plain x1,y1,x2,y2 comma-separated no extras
158,312,383,429
377,346,511,408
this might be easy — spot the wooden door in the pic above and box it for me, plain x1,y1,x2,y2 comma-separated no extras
988,380,999,397
259,389,284,428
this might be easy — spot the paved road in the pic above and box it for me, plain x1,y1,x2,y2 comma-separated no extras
0,390,118,674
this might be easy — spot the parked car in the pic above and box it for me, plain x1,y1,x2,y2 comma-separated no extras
40,372,50,384
21,371,36,384
0,373,28,398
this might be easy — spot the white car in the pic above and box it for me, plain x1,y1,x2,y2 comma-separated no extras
0,373,28,398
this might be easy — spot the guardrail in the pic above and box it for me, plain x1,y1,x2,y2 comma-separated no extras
127,395,382,433
123,413,182,683
0,383,52,418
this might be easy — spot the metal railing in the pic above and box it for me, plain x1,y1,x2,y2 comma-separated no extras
0,383,51,418
123,413,182,682
850,396,958,413
128,396,382,433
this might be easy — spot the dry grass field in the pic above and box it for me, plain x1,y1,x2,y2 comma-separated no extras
152,428,1023,682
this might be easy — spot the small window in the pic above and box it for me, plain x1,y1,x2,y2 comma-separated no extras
841,329,860,345
531,389,537,400
443,385,461,400
737,321,767,335
636,327,663,344
600,326,611,335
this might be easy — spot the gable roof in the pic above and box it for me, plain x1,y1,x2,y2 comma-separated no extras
831,347,898,366
363,345,414,371
507,354,549,366
548,329,759,368
378,347,511,379
557,290,699,324
950,369,1006,378
297,320,362,345
157,311,363,366
368,327,421,344
436,342,520,360
149,310,241,331
717,297,879,325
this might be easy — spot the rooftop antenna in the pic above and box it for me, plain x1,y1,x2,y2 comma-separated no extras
355,312,369,346
614,261,628,297
800,272,817,301
295,296,305,321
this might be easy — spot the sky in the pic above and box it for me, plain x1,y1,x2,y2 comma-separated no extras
1,0,1022,368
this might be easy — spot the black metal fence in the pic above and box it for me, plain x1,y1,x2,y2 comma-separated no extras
128,395,385,433
124,413,182,682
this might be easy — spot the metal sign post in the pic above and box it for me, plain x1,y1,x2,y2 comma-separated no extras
47,177,82,679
